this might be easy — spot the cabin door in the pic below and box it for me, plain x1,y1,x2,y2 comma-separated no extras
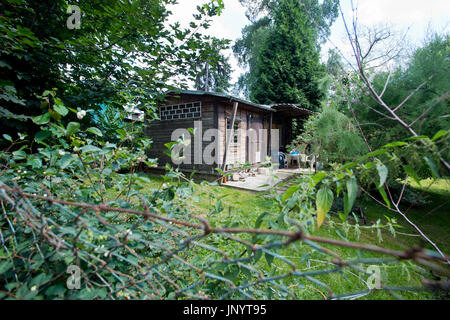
249,115,264,164
226,118,240,166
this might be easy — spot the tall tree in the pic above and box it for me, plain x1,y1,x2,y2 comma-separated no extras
326,49,344,77
0,0,225,138
193,38,233,93
234,0,339,109
349,33,450,149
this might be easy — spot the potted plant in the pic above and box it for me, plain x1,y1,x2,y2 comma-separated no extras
258,156,273,175
229,164,240,181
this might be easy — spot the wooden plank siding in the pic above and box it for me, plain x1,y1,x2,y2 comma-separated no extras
144,95,218,174
144,93,276,175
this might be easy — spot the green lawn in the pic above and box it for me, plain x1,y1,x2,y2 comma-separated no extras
127,173,449,300
364,178,450,254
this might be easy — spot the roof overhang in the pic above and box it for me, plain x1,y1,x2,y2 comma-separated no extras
165,90,313,118
270,103,313,118
166,90,273,112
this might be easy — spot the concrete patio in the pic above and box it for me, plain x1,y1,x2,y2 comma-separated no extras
221,168,313,192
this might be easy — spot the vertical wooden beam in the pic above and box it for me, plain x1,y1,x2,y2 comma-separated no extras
221,101,238,171
246,113,251,163
268,112,273,158
213,103,219,170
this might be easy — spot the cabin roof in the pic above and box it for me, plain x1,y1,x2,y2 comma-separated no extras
168,90,273,112
270,103,313,117
166,90,313,117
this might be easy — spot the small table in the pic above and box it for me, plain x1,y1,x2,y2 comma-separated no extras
287,154,301,169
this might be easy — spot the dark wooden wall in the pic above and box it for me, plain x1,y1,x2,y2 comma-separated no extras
145,95,218,174
145,93,276,174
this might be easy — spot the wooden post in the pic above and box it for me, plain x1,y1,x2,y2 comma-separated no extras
268,112,273,159
221,101,238,172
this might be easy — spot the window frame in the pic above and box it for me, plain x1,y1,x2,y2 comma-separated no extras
159,101,202,121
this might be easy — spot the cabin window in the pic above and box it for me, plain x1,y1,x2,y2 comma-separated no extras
226,119,240,144
159,102,201,121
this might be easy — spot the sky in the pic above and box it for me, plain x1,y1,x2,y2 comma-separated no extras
168,0,450,86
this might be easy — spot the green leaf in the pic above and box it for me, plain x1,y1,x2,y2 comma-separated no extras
224,265,240,283
359,149,388,161
80,145,101,153
376,163,388,188
254,212,269,229
214,200,224,213
282,185,299,201
53,104,68,116
338,211,348,222
432,130,447,141
344,176,358,216
32,112,50,125
364,162,374,169
45,285,66,297
407,135,428,141
382,141,407,148
0,261,13,273
164,141,177,150
35,130,52,143
339,162,358,171
311,172,327,186
403,165,421,186
12,150,26,160
58,154,76,169
2,134,12,142
377,186,391,209
252,249,263,263
265,252,274,267
27,158,42,169
424,156,440,178
65,122,80,136
316,186,333,228
30,273,52,287
335,181,341,197
86,127,103,137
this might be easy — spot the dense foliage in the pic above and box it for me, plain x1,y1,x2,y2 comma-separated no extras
296,33,449,175
0,0,226,140
291,107,367,164
192,38,233,93
1,105,443,299
358,34,449,150
0,0,448,301
233,0,339,109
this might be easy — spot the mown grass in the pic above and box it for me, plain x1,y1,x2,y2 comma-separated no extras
129,173,449,300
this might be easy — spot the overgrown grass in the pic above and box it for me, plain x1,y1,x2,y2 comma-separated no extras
125,173,449,300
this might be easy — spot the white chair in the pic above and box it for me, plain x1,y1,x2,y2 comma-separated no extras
300,154,308,167
309,155,319,171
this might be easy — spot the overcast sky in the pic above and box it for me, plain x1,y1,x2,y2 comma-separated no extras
169,0,450,86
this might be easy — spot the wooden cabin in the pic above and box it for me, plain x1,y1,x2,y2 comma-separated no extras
144,90,311,176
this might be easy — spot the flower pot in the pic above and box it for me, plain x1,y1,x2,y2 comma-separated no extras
258,167,270,175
